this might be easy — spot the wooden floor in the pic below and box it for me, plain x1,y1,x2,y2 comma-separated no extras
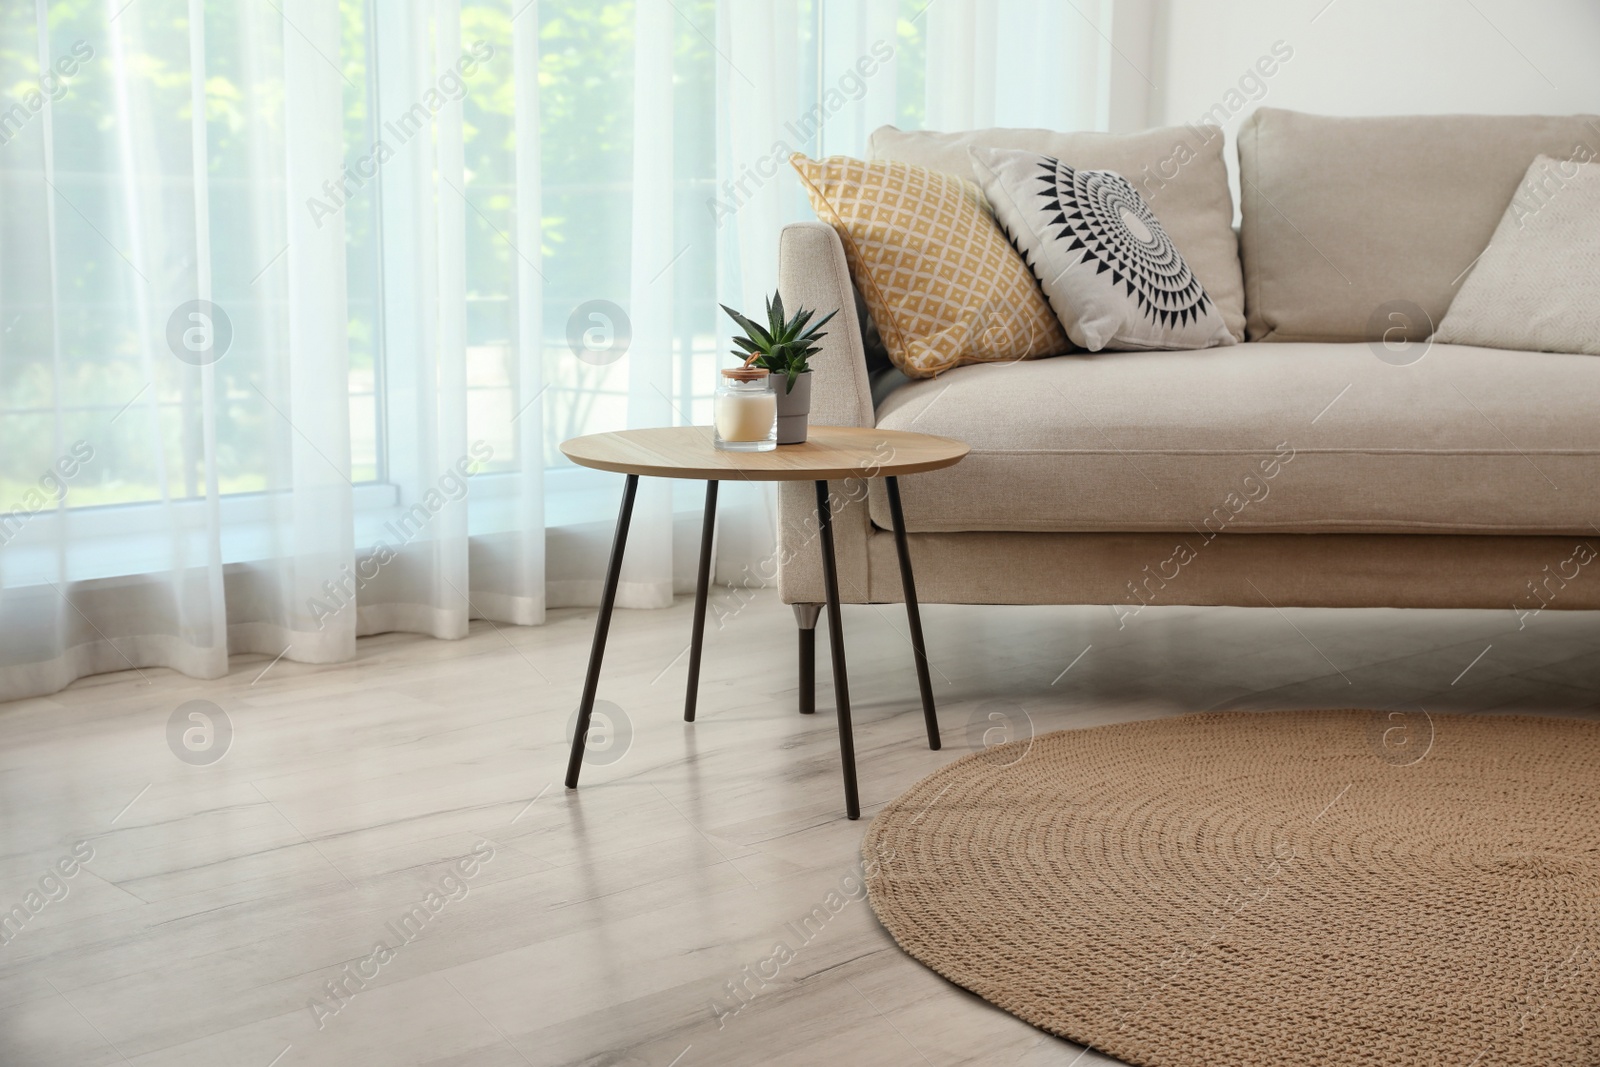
2,591,1597,1066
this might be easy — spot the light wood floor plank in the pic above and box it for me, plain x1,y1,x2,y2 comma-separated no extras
0,593,1594,1065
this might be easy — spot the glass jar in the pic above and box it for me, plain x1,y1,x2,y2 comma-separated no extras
714,367,777,452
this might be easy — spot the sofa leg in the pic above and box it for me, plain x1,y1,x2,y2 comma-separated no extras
793,603,822,715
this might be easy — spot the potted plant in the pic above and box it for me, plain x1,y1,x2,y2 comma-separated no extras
721,291,836,445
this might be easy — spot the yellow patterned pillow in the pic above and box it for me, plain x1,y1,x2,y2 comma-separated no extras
790,154,1068,379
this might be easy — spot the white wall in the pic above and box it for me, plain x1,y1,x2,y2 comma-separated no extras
1108,0,1161,134
1149,0,1600,141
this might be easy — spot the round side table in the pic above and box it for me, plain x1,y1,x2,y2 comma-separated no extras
559,425,969,819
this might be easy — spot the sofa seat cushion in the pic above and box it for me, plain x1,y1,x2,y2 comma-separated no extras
867,343,1600,535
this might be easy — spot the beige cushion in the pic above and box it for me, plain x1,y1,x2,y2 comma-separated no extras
1238,108,1600,343
870,124,1245,342
868,342,1600,535
1436,155,1600,355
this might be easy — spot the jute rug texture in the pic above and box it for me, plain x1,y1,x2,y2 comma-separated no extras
863,710,1599,1066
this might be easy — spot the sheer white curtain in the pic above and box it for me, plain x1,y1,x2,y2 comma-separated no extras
922,0,1119,133
0,0,1121,704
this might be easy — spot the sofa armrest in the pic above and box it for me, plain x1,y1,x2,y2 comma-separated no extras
777,222,874,428
776,222,874,605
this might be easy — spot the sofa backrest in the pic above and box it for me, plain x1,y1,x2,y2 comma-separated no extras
1238,107,1600,342
870,124,1247,342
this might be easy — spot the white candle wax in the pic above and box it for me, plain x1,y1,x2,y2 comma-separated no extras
715,390,776,442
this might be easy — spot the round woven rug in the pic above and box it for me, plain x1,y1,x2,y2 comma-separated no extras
862,710,1600,1067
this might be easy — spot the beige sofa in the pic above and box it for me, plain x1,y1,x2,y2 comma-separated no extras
776,108,1600,653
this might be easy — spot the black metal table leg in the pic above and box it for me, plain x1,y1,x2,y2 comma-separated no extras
814,479,860,820
684,480,718,722
885,476,941,751
565,473,639,789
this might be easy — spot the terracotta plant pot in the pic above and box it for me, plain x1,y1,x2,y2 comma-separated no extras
773,370,812,444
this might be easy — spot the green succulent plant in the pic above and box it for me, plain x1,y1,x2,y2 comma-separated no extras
720,291,837,395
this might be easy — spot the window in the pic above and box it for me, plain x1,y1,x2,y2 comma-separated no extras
0,0,932,535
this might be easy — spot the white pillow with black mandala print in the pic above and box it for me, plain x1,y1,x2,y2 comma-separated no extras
969,146,1235,352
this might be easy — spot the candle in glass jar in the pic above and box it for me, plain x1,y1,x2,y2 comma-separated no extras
714,368,777,451
715,390,776,441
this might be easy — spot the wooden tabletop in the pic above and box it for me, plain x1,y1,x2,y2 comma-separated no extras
559,425,969,481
